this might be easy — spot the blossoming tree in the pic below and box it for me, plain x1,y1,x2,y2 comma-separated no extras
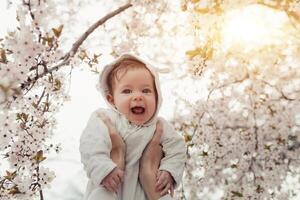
0,0,299,200
175,0,300,199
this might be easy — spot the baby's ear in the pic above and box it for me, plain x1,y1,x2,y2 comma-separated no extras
106,94,114,104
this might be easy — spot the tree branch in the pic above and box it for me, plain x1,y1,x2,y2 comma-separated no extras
20,2,132,92
206,74,249,102
22,0,35,20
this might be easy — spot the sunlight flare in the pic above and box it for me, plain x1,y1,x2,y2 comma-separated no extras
221,4,291,51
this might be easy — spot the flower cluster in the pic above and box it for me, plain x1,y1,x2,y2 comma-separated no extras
103,0,192,71
1,0,299,199
173,0,300,199
0,0,69,198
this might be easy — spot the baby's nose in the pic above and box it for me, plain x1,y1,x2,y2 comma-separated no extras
133,93,143,101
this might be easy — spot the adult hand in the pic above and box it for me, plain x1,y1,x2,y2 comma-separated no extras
98,112,126,170
139,119,165,200
140,119,164,170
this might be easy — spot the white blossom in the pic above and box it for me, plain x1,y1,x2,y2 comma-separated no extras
1,0,300,199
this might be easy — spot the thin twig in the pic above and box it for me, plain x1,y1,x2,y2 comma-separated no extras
20,2,132,92
206,74,249,102
36,87,46,107
257,78,297,101
22,0,34,20
36,163,44,200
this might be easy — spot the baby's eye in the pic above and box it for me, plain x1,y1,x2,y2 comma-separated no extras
142,88,152,93
122,89,132,94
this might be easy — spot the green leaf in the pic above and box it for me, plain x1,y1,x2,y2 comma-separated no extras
16,113,29,122
8,186,21,195
33,150,46,163
184,134,192,142
0,48,7,63
53,79,61,91
264,144,271,151
201,151,208,156
42,36,55,47
191,0,200,3
256,185,264,193
186,46,213,60
78,49,88,60
52,25,64,38
4,170,17,181
230,164,237,168
231,191,243,197
186,48,202,59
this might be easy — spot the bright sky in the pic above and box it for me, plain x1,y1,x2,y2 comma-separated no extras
0,1,16,36
221,4,292,52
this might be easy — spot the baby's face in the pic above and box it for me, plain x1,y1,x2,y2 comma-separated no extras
108,67,157,125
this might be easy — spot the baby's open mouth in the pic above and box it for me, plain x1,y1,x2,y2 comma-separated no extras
131,106,145,114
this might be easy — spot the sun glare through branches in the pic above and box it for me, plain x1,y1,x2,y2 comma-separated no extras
221,4,292,51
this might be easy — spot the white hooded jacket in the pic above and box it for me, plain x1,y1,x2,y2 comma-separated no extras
80,54,186,200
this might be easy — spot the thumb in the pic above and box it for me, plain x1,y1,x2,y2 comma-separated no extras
152,119,163,142
98,112,110,124
98,113,116,133
118,170,124,182
170,184,174,197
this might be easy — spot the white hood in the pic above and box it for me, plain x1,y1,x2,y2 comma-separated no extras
97,53,162,126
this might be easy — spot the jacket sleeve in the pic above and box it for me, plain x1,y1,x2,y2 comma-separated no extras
79,110,117,186
159,118,187,187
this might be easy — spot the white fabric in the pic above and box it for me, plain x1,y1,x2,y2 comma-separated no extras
80,109,186,200
80,54,186,200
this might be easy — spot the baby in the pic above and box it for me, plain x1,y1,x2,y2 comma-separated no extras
80,54,186,200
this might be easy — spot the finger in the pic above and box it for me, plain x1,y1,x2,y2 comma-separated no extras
155,174,163,187
156,177,168,190
152,120,163,143
170,184,174,197
108,126,118,136
157,181,168,191
156,119,163,132
98,113,119,136
108,124,116,134
115,170,124,185
155,119,163,134
103,183,114,193
111,184,118,193
160,183,170,196
110,177,120,193
109,179,118,191
156,170,162,180
98,112,109,123
108,130,123,141
117,170,124,182
112,174,121,186
98,113,114,128
107,184,117,193
156,172,166,184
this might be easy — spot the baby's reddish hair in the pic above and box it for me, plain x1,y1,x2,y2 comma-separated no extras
107,58,151,93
